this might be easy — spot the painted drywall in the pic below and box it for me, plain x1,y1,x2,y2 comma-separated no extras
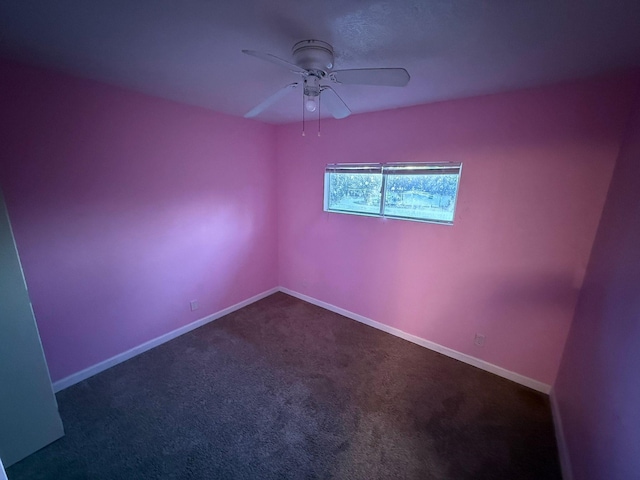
276,74,637,385
553,91,640,478
1,55,637,395
0,61,278,383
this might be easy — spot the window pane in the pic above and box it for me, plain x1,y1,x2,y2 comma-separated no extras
327,172,382,215
383,173,460,223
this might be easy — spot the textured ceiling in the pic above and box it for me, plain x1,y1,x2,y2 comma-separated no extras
1,0,640,124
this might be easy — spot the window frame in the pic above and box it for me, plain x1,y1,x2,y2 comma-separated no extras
323,162,463,225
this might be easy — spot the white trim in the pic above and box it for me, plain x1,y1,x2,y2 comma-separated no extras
52,287,279,392
52,286,552,395
279,287,551,394
0,457,8,480
550,388,573,480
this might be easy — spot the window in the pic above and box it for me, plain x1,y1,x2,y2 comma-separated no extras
324,162,462,224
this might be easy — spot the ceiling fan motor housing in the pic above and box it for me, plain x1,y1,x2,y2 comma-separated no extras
292,40,334,74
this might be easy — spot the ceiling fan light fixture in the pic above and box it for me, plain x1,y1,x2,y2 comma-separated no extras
304,95,318,112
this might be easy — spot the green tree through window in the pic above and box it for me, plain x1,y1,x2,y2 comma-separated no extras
324,163,462,224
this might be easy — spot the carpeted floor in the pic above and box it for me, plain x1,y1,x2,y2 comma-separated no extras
7,292,562,479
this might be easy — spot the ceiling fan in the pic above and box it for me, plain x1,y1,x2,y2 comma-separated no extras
242,39,410,120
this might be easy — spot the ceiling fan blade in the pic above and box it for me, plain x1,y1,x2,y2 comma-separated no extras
330,68,410,87
242,49,307,75
321,86,351,119
245,83,298,118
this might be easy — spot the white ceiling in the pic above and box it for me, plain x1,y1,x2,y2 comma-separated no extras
1,0,640,124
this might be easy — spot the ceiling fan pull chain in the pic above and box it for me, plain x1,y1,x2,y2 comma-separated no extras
302,92,306,136
317,93,321,137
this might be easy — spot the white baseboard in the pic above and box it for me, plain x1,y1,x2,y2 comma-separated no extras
52,287,279,392
279,287,551,394
52,286,552,396
549,388,573,480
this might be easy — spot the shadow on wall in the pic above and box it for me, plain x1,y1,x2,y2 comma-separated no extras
486,272,582,313
377,257,585,382
21,188,270,382
483,271,582,348
0,60,278,383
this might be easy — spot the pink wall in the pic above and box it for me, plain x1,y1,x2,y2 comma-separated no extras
0,61,278,382
2,56,638,396
276,74,637,385
553,92,640,478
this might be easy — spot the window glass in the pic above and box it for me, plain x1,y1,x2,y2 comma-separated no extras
326,172,382,215
383,173,460,223
324,163,462,224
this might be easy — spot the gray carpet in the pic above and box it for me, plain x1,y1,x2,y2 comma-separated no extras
7,292,562,479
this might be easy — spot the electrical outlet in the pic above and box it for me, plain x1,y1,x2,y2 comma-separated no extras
474,333,486,347
190,300,199,311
